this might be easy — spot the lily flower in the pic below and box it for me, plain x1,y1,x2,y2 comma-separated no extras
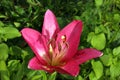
21,10,103,76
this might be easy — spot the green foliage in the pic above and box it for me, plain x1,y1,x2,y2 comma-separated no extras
113,46,120,56
100,54,112,66
0,27,21,41
0,43,9,61
89,71,97,80
110,62,120,79
91,33,106,50
91,60,103,79
0,0,120,80
48,72,57,80
95,0,103,7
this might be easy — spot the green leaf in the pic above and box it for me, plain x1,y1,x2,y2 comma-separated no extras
89,71,97,80
27,71,39,80
74,16,81,20
61,74,74,80
14,61,26,80
0,61,10,80
31,75,42,80
9,46,22,56
0,70,10,80
0,27,4,41
91,60,103,79
15,6,25,15
0,27,4,33
113,46,120,56
100,54,112,66
0,60,7,71
11,11,19,17
0,14,8,19
48,72,57,80
14,22,21,27
95,0,103,7
105,68,110,76
87,32,95,43
91,33,106,50
0,43,9,61
95,25,107,34
77,75,84,80
110,62,120,78
40,71,47,80
3,27,21,39
114,14,120,22
8,60,21,71
27,0,38,6
0,21,4,27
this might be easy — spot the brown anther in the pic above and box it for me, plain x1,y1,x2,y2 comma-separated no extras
58,42,62,51
61,35,66,43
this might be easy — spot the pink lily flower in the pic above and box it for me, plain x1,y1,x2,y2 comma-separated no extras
21,9,103,76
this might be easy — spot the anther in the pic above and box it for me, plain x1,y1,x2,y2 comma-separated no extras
61,35,66,43
49,44,53,53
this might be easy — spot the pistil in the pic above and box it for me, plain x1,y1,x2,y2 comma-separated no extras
47,35,69,66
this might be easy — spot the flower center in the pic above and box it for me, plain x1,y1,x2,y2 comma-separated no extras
47,35,69,66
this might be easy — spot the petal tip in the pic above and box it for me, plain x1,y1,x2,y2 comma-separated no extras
28,65,31,69
73,71,79,77
100,52,103,57
45,9,54,16
21,28,31,34
73,20,83,25
46,9,52,12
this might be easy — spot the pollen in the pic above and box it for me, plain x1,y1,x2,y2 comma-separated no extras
61,35,66,42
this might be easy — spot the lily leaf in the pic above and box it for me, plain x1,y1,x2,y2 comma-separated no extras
91,60,103,79
3,27,21,40
95,0,103,7
110,62,120,78
0,43,9,61
91,33,106,50
113,46,120,56
100,54,112,66
48,72,57,80
89,71,97,80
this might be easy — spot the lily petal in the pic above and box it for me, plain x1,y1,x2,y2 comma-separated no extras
74,48,103,64
57,20,83,61
28,57,54,73
42,9,60,40
55,61,80,76
21,28,48,64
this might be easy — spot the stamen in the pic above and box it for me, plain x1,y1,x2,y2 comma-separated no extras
49,44,54,63
49,44,53,53
43,66,50,70
61,35,66,43
46,35,69,66
58,42,62,52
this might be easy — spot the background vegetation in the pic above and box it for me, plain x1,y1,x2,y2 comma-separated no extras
0,0,120,80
